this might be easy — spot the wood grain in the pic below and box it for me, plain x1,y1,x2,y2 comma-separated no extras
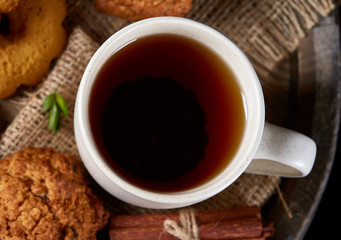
264,10,341,240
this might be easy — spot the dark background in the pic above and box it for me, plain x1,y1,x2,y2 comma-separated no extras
303,5,341,239
304,110,340,239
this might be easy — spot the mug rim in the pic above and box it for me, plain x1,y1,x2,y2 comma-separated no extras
75,17,265,208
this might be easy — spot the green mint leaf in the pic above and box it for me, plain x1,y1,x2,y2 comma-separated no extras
42,93,56,112
48,104,60,133
43,85,68,134
56,93,69,117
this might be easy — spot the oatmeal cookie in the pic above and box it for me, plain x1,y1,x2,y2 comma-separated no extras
94,0,192,21
0,0,20,13
0,147,109,240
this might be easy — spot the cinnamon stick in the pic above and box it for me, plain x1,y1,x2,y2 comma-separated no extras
109,206,274,240
262,222,275,238
110,218,262,240
199,218,262,239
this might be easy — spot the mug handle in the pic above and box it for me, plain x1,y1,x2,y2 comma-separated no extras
245,123,316,177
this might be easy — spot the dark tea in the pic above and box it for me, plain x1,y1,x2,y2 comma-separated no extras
89,34,245,192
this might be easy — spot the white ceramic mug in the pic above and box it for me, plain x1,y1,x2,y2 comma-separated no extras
74,17,316,209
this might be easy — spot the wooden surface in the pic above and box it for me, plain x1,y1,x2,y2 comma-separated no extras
264,9,341,240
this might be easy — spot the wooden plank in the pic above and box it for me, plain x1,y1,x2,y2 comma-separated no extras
264,10,341,240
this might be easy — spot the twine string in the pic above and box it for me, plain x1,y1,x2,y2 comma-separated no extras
163,208,199,240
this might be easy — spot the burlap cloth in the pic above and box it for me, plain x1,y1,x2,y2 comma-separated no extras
0,0,335,215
